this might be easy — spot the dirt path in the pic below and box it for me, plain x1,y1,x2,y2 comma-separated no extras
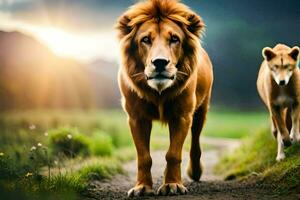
82,137,296,200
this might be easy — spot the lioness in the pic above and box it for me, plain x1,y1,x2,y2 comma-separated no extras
116,0,213,196
257,44,300,161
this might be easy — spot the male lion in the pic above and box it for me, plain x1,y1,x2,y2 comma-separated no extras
116,0,213,196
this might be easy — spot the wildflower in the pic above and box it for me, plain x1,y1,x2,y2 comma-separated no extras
67,134,72,139
37,143,42,147
29,124,36,130
0,152,4,157
31,146,37,151
25,172,33,177
44,132,48,136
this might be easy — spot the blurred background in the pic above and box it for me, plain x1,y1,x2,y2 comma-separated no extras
0,0,299,110
0,0,299,198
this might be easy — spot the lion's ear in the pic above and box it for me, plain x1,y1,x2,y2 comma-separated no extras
262,47,276,61
187,13,205,37
116,14,132,40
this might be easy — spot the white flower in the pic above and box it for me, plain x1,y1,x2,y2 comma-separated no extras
44,132,48,136
67,134,72,139
25,172,33,177
0,152,4,156
29,124,36,130
31,146,37,151
37,143,42,147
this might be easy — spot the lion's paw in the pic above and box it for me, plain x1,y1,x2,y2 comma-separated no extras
127,185,154,197
157,183,188,196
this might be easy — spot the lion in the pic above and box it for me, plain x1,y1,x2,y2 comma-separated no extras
257,44,300,161
116,0,213,196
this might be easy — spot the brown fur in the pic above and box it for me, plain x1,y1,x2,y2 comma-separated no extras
116,0,213,196
257,43,300,161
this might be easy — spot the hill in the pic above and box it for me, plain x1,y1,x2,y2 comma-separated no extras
0,31,120,110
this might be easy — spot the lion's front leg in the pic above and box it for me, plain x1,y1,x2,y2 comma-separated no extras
127,118,154,197
158,115,192,195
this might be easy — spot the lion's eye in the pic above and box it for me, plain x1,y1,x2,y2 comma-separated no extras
170,35,180,44
141,36,151,44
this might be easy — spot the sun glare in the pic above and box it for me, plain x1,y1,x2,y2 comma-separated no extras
35,27,74,55
34,27,91,59
33,26,118,62
0,16,118,62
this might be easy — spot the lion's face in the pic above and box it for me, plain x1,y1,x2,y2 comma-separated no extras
136,19,184,92
117,0,205,95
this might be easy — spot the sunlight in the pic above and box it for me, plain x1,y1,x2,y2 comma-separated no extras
0,15,118,62
33,26,118,62
35,27,75,56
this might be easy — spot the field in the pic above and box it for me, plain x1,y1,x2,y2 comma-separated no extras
215,129,300,195
0,109,269,199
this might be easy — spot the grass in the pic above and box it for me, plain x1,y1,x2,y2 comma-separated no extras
0,109,268,156
0,109,135,199
0,109,268,140
0,109,133,149
78,158,123,180
215,129,300,194
0,177,80,200
0,109,269,198
203,111,268,138
0,152,124,199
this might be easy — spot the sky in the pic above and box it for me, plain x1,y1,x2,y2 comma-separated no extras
1,0,299,64
0,0,134,62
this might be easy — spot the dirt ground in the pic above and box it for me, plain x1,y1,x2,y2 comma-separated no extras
82,137,299,200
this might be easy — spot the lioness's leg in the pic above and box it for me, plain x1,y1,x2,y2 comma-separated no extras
271,106,291,146
271,106,291,161
271,116,278,138
276,132,285,161
187,102,208,181
290,105,300,142
127,118,153,197
157,115,192,195
286,108,292,132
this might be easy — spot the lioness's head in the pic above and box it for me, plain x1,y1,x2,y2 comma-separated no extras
262,44,299,86
117,0,204,94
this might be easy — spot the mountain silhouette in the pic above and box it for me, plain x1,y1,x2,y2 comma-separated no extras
0,31,120,110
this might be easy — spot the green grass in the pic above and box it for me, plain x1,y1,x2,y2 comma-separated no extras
214,129,277,179
215,129,300,194
0,109,133,149
0,152,124,199
203,111,268,138
0,109,268,158
89,130,115,156
150,110,268,150
0,110,135,199
78,158,123,180
0,109,268,141
0,177,80,200
0,109,269,198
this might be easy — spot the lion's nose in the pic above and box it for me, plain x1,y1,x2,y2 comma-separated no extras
152,59,170,73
